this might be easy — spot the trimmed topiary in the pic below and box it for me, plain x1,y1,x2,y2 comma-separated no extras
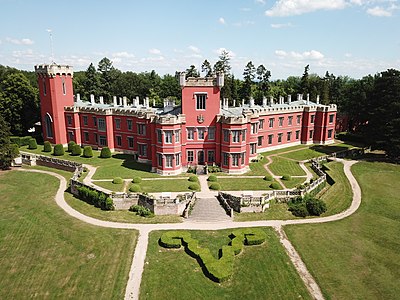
83,146,93,158
28,138,37,150
67,141,76,152
20,136,32,146
132,176,142,184
207,175,218,182
188,175,199,182
269,182,280,189
129,184,141,192
71,144,82,156
281,174,291,181
209,182,221,190
188,183,200,191
53,144,64,156
112,177,123,184
100,146,112,158
263,175,273,181
43,141,52,152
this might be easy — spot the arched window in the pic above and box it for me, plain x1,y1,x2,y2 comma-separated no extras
45,113,53,138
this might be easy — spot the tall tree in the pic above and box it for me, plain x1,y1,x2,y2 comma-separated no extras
300,64,310,94
213,50,231,75
97,57,120,102
241,61,256,100
201,60,212,77
255,64,271,103
0,114,16,170
82,63,101,100
185,65,200,78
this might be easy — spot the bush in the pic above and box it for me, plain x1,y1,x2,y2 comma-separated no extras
207,165,221,173
263,175,273,181
20,136,32,146
209,183,221,190
76,185,114,210
67,141,76,152
188,183,200,191
129,184,141,192
112,177,123,184
129,205,153,217
43,141,52,152
53,144,64,156
100,146,112,158
188,175,199,182
281,174,291,181
71,144,82,156
305,197,327,216
288,204,309,218
132,176,142,183
11,144,19,157
207,175,218,182
269,182,280,189
28,138,37,149
83,146,93,158
10,137,21,147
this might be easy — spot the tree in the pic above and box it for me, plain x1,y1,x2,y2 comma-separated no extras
185,65,200,78
0,114,17,170
201,59,212,77
241,61,256,100
82,63,101,100
255,64,271,103
97,57,120,102
213,50,231,75
300,64,310,94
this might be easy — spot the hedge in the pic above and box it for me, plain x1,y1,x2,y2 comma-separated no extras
281,174,291,181
53,144,64,156
129,184,141,192
10,136,32,147
112,177,123,184
132,176,142,184
28,138,37,150
188,183,200,191
67,141,76,152
207,175,218,182
76,185,114,210
100,147,112,158
43,141,52,152
11,144,19,157
188,175,199,182
71,144,82,156
263,175,273,181
209,183,221,190
269,182,280,189
83,146,93,158
159,228,266,282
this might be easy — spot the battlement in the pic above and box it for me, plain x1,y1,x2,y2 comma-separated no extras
35,64,73,78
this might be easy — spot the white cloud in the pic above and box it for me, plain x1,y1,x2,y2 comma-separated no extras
218,17,226,24
112,51,135,58
188,45,200,53
265,0,347,17
275,49,324,60
6,37,34,45
214,47,236,58
255,0,266,4
367,6,392,16
149,48,161,55
271,22,293,28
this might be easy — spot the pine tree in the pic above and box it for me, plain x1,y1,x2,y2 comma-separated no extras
201,60,212,77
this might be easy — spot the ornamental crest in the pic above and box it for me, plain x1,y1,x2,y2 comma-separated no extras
197,114,205,124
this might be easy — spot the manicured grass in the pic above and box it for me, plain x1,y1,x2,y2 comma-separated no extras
246,157,269,176
140,228,311,299
234,199,296,221
217,177,282,191
261,144,309,156
0,171,137,299
280,148,326,161
282,176,307,189
93,180,126,192
285,161,400,300
137,179,194,193
269,156,306,176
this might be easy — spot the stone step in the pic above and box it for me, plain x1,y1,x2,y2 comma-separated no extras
188,197,231,222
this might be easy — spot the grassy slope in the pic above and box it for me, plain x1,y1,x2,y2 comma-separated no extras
217,177,281,191
269,156,306,176
140,228,311,300
0,171,137,299
285,161,400,300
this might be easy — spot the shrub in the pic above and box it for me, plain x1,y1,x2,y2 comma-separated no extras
132,176,142,183
305,197,327,216
209,183,221,190
43,141,52,152
76,185,114,210
263,175,273,181
71,144,82,156
83,146,93,158
53,144,64,156
288,204,309,218
112,177,123,184
207,165,221,173
207,175,218,182
10,137,21,147
67,141,76,152
188,183,200,191
28,138,37,149
129,184,141,192
11,144,19,157
100,146,112,158
20,136,32,146
269,182,280,189
129,205,153,217
188,175,199,182
281,174,291,181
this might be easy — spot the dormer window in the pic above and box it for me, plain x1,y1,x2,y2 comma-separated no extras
196,94,207,110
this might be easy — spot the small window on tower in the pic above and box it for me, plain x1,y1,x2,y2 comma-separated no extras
196,94,206,110
42,79,47,96
62,78,66,95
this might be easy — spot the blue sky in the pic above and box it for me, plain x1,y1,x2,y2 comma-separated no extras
0,0,399,79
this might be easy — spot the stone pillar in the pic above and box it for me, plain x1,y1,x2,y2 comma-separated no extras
113,96,117,106
90,94,95,105
99,96,104,105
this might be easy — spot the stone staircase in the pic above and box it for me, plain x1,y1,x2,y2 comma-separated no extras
188,197,232,222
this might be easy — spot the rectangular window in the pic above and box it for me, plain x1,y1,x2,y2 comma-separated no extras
328,129,333,138
223,153,229,166
287,131,292,141
67,115,72,126
158,154,163,166
83,116,88,126
93,116,97,127
62,78,66,95
187,128,194,140
128,137,134,148
94,133,98,144
127,119,133,131
42,79,47,96
207,151,215,163
223,130,229,142
259,119,264,129
278,133,283,143
175,153,180,166
241,152,245,165
187,150,194,162
139,144,147,157
232,154,239,166
84,131,89,142
198,128,205,140
288,116,293,126
175,130,180,143
165,155,173,168
115,118,121,129
250,143,257,155
251,123,258,134
232,130,240,143
208,127,215,140
297,115,301,124
268,134,273,144
269,118,274,128
309,130,314,139
99,135,107,146
116,135,122,146
242,129,246,141
258,136,263,146
157,129,162,143
296,130,300,139
165,131,172,144
137,123,146,135
310,115,315,124
196,94,206,110
329,114,334,123
98,118,106,131
68,131,74,141
279,117,284,127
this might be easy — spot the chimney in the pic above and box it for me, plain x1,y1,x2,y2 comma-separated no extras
249,97,255,108
316,95,320,104
242,99,245,107
90,94,95,105
216,72,224,88
145,97,149,108
134,96,139,107
288,94,292,104
123,96,127,107
99,96,104,105
179,72,186,87
279,96,284,105
153,99,156,107
270,96,274,106
297,94,302,101
113,96,117,106
306,93,310,105
223,98,228,109
233,99,236,107
262,97,267,107
163,98,174,113
76,93,81,103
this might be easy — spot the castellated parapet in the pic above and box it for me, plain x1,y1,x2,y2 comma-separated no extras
35,64,73,78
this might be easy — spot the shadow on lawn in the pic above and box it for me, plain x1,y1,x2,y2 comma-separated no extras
112,154,153,172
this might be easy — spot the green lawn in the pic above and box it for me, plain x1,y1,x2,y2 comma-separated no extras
93,180,126,192
135,179,194,193
0,171,137,299
269,156,306,176
217,177,282,191
282,176,307,189
234,199,296,221
140,228,311,299
285,161,400,300
280,144,354,161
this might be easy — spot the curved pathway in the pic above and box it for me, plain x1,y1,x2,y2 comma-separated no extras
17,158,361,300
